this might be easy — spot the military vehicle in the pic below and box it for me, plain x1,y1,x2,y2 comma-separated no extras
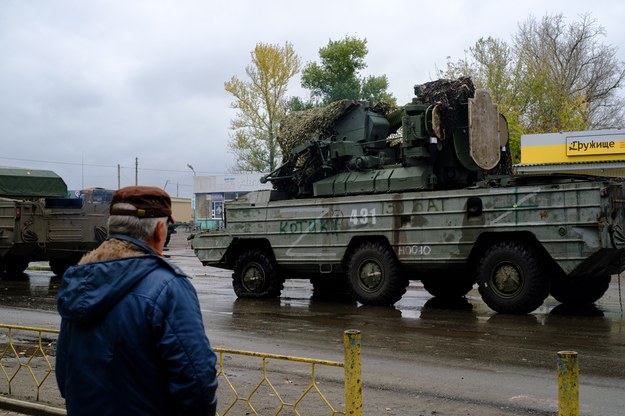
192,78,625,314
0,167,108,277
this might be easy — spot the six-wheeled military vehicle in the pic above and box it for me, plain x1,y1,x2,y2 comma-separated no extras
0,167,108,277
192,78,625,314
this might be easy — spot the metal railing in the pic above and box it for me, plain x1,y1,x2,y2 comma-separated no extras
0,324,57,401
0,323,586,416
0,324,362,416
214,330,362,416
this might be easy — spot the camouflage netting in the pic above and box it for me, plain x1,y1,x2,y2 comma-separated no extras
277,100,399,159
415,77,475,106
413,77,477,142
277,100,348,158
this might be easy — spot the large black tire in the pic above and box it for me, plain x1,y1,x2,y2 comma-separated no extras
477,241,550,314
421,274,475,299
232,249,284,298
346,241,407,306
3,258,29,277
549,272,612,305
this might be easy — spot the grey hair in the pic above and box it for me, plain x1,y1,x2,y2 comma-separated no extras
108,202,167,241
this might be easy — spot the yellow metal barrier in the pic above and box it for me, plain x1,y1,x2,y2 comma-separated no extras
213,329,361,415
0,324,362,416
0,324,57,401
0,324,592,415
214,348,344,415
343,330,362,416
557,351,579,416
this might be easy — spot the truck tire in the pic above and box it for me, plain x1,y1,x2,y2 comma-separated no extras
347,241,407,306
549,272,611,305
477,241,550,314
3,258,29,277
421,275,475,299
232,249,284,298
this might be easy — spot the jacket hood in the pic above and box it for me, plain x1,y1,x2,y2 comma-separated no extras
57,255,163,325
57,234,172,325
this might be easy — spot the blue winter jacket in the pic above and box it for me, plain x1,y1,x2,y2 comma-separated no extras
56,235,218,416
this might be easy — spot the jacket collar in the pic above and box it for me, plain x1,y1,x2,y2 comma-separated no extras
107,234,159,257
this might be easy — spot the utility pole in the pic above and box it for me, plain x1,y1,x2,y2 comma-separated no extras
135,157,138,185
117,164,121,189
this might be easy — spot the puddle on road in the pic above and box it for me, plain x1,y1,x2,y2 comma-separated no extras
0,270,60,311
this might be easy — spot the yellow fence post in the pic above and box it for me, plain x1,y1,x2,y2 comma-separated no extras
344,329,362,416
557,351,579,416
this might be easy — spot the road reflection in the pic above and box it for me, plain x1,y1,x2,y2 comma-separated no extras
2,263,624,380
0,271,60,311
2,254,624,416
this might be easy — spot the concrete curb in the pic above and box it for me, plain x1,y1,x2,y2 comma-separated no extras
0,396,65,416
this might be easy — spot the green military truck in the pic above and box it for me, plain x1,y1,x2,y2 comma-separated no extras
0,167,108,277
192,79,625,314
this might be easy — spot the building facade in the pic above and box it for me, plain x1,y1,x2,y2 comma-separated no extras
171,197,193,223
191,174,272,230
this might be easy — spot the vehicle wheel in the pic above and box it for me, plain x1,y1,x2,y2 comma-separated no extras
347,241,407,306
549,272,612,305
3,258,29,278
421,274,475,298
232,249,284,298
5,258,29,274
477,241,550,314
311,274,353,302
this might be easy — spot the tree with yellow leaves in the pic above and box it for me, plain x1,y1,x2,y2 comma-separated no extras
225,42,301,172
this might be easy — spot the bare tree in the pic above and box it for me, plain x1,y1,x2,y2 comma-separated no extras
514,13,625,130
440,13,625,161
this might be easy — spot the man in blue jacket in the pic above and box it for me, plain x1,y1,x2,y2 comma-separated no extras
56,186,218,416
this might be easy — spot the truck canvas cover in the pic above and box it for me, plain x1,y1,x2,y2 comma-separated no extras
0,167,68,198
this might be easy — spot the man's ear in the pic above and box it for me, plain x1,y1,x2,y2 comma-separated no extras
147,219,168,253
156,220,168,242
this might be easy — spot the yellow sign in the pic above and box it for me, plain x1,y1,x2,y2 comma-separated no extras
520,129,625,164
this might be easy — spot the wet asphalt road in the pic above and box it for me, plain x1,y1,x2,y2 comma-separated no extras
1,234,624,415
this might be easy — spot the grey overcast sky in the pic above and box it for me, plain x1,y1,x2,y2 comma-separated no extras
1,0,624,198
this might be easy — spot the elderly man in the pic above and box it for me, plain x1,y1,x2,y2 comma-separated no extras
56,186,217,416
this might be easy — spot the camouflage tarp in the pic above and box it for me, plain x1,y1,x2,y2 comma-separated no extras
0,167,68,199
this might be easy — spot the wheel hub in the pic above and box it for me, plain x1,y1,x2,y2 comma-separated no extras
358,260,383,292
242,263,265,292
492,263,521,295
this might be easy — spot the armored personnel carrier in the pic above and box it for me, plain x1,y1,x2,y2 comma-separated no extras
192,78,625,314
0,167,108,277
